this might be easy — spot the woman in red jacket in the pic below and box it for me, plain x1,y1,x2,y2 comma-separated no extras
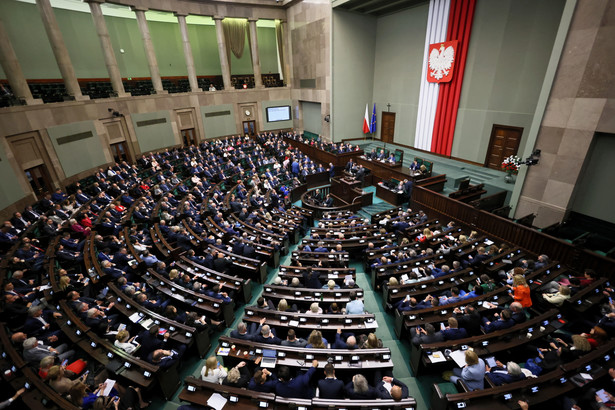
509,274,532,308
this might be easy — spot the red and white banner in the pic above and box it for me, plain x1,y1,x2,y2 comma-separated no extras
427,40,457,83
362,104,370,134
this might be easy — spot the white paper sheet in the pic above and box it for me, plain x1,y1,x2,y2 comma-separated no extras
207,392,228,410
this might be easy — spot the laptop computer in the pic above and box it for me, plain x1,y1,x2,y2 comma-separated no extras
260,349,277,368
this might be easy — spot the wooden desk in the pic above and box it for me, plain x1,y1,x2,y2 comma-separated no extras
376,183,405,205
357,156,423,183
284,136,363,169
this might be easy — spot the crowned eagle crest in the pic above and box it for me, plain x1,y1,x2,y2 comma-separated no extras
429,44,455,81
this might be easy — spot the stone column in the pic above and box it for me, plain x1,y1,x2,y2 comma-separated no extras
175,13,201,92
0,17,42,104
213,16,231,91
36,0,88,100
280,19,291,87
248,18,263,88
133,7,166,94
86,0,129,97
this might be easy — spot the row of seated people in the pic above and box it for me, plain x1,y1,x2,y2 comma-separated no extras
0,133,319,407
282,132,361,155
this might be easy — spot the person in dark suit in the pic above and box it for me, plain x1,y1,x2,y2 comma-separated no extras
355,166,365,183
135,325,169,359
230,321,261,341
243,243,256,259
303,268,322,289
453,305,482,336
410,323,444,346
212,252,230,273
275,361,318,399
482,309,515,333
375,376,409,400
439,317,468,341
248,368,278,393
232,239,245,255
345,374,378,399
402,179,413,202
252,325,281,345
318,363,345,399
323,195,334,207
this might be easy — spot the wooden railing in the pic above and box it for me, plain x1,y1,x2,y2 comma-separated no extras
411,185,615,274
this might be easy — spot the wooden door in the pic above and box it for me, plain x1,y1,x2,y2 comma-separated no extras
181,129,197,146
110,141,130,163
484,125,523,170
381,112,395,143
25,165,53,199
243,121,256,137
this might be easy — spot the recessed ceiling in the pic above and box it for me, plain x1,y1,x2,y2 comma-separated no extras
333,0,428,17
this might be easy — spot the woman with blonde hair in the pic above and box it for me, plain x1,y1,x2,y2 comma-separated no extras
168,269,179,281
306,330,328,348
448,350,485,391
222,361,250,388
277,299,296,312
201,356,227,383
38,355,55,380
360,333,383,349
388,277,399,287
115,329,138,354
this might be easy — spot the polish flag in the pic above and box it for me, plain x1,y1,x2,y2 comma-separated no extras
362,104,370,133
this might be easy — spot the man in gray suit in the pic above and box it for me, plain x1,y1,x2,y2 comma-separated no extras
22,337,74,365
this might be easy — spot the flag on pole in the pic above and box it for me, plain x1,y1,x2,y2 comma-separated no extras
370,103,377,133
362,104,370,134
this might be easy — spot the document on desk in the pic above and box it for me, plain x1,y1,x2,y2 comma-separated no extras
207,392,227,410
128,312,142,323
429,351,447,363
449,350,467,367
100,379,116,396
364,320,378,329
140,318,154,329
288,320,299,327
217,347,230,356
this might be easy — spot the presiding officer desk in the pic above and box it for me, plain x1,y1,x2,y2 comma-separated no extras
284,135,364,170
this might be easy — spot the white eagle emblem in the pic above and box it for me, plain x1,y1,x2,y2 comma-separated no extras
429,44,455,80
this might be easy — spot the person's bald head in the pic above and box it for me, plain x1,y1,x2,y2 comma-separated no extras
391,385,403,401
346,335,357,348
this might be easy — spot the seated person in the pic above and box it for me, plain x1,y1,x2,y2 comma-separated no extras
542,285,571,307
201,356,227,384
275,361,319,399
485,360,526,385
376,375,410,400
448,350,485,391
306,329,328,348
248,368,277,393
482,309,515,333
223,361,250,388
281,329,308,347
439,317,468,341
317,363,345,399
345,373,378,399
253,325,281,345
411,323,444,346
333,328,358,349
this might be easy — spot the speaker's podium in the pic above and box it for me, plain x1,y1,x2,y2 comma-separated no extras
331,177,373,207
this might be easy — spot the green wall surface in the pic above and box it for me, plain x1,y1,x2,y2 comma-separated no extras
0,1,61,79
302,101,322,135
0,143,28,210
148,19,189,77
571,134,615,225
261,100,294,131
0,1,279,80
372,5,428,145
47,121,107,177
451,0,566,163
201,105,238,138
189,24,223,76
332,10,376,142
130,111,175,153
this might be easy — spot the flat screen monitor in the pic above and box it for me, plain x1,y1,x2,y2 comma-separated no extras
266,106,292,122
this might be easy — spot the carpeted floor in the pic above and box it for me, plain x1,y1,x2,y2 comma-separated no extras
151,186,433,409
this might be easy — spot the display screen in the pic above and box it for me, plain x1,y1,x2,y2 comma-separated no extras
266,106,292,122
